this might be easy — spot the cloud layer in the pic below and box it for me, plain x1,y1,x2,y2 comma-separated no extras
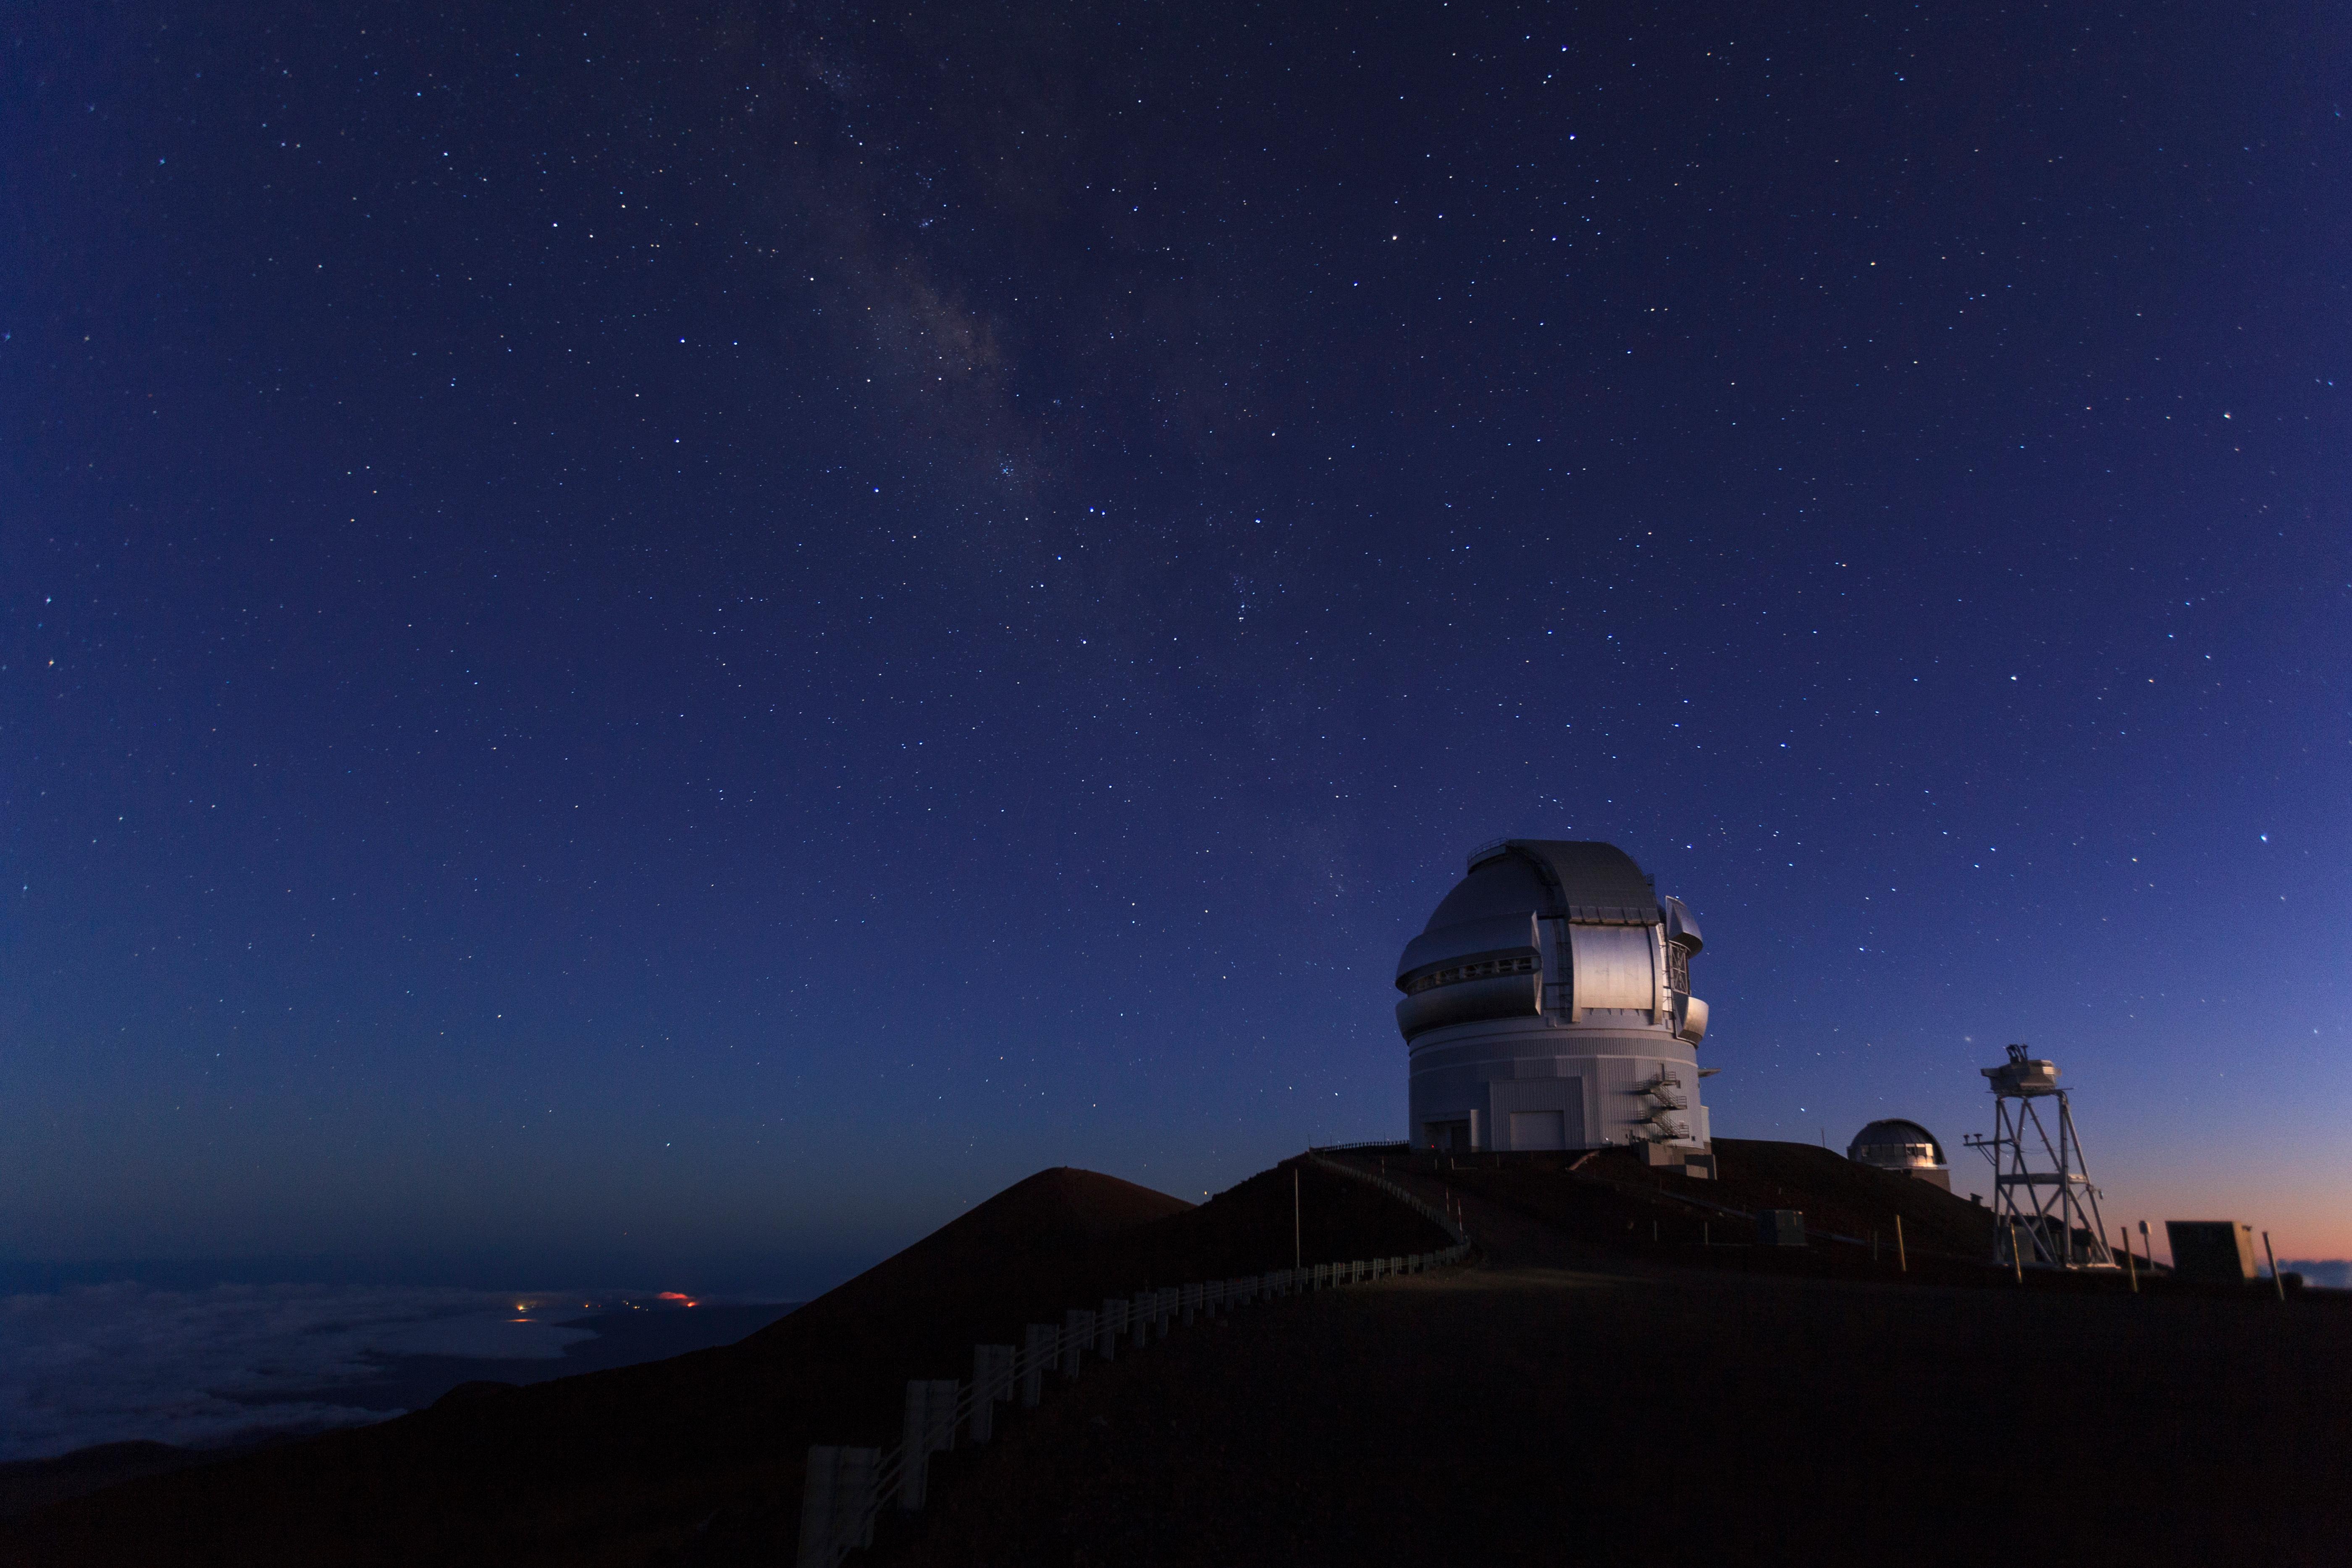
0,1282,594,1463
2282,1260,2352,1290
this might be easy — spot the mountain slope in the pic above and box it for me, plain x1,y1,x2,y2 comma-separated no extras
3,1158,1443,1568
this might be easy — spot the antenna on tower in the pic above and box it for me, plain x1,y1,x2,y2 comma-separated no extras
1961,1043,2116,1271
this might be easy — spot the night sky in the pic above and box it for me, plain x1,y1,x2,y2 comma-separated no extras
5,1,2347,1294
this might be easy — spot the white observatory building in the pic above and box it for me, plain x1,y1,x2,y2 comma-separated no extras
1396,839,1714,1177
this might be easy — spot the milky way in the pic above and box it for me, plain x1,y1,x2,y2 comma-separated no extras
3,0,2347,1283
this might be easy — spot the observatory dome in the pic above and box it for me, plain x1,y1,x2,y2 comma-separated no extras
1396,839,1714,1177
1845,1118,1952,1190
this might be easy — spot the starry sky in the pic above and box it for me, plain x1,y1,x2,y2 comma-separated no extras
4,0,2347,1293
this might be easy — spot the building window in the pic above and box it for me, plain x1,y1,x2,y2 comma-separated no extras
1403,953,1536,996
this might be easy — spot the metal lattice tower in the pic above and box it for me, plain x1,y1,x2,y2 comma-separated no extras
1962,1044,2116,1270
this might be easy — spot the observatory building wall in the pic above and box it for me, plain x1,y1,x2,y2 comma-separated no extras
1406,1023,1708,1152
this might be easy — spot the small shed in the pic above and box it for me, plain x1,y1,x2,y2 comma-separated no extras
2166,1221,2260,1284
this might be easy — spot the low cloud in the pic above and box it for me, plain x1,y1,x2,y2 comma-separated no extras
0,1282,595,1463
2281,1260,2352,1290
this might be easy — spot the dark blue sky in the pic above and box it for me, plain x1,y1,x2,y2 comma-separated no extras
4,0,2347,1292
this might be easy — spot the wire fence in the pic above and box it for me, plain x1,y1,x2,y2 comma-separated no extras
1302,1148,1470,1247
1320,1141,2007,1267
794,1165,1474,1568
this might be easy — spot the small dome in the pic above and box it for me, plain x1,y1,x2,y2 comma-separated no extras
1847,1119,1947,1170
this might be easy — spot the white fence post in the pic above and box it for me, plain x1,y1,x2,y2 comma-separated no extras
1061,1309,1093,1379
839,1446,877,1549
898,1380,925,1510
1131,1290,1152,1347
970,1344,1013,1442
1098,1297,1126,1359
929,1379,958,1455
898,1379,957,1511
1022,1324,1055,1407
797,1445,880,1568
797,1445,839,1568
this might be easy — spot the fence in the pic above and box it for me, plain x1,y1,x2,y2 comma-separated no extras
1302,1148,1470,1248
795,1176,1474,1568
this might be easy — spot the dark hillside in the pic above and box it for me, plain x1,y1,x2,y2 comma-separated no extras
1709,1137,2001,1255
765,1166,1195,1340
882,1245,2352,1568
872,1150,2352,1568
3,1160,1444,1568
1420,1138,2009,1284
1082,1158,1446,1287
